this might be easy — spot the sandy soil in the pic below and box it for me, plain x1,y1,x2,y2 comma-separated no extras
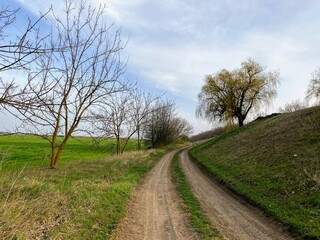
113,149,199,240
180,148,293,240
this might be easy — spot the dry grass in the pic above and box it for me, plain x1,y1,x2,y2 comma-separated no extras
0,149,166,239
0,170,69,239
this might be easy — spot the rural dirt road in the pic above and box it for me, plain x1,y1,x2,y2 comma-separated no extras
113,149,199,240
180,148,293,240
114,148,293,240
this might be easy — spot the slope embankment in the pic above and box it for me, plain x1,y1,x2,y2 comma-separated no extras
189,106,320,239
181,148,292,240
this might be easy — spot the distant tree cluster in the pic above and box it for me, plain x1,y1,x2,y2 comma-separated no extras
86,91,192,155
278,99,308,113
189,127,224,142
144,100,192,147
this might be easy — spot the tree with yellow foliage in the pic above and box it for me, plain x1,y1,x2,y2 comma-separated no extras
197,58,280,127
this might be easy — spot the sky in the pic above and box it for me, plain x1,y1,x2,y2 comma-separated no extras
1,0,320,134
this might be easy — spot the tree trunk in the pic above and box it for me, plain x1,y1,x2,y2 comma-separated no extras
238,116,244,127
53,145,65,167
137,126,141,150
116,136,121,155
50,132,72,168
50,146,56,169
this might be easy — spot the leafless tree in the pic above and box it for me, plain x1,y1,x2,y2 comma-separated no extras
0,5,50,110
101,93,131,155
129,89,158,150
306,67,320,104
190,127,225,142
171,117,193,140
88,89,158,154
16,1,127,168
145,100,192,147
279,99,308,113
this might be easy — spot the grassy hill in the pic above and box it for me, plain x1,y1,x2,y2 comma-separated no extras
190,106,320,239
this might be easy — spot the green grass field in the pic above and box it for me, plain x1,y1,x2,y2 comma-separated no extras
0,135,141,169
171,150,222,239
190,106,320,239
0,134,174,239
0,148,167,239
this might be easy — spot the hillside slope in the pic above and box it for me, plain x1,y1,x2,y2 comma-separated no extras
190,106,320,239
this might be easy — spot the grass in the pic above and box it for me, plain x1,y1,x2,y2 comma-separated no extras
190,106,320,239
0,135,142,169
0,148,168,239
171,150,222,239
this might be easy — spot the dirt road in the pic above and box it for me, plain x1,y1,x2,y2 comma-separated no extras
180,148,293,240
113,149,199,240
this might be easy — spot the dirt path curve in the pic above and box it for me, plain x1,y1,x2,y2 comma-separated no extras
113,149,199,240
180,148,293,240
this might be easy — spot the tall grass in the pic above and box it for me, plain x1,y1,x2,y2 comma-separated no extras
171,150,222,239
0,149,166,239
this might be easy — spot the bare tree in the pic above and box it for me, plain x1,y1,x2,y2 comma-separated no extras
89,89,157,154
104,93,131,155
145,100,192,147
0,5,50,110
171,117,193,140
279,99,308,113
306,67,320,104
129,90,158,150
190,127,225,142
17,1,127,168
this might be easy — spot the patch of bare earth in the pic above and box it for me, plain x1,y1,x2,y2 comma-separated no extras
113,150,199,240
180,148,293,240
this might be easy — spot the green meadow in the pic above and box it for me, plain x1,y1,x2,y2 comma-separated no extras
0,135,141,169
0,134,168,239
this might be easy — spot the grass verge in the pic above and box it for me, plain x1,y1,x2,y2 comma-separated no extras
0,149,167,239
190,106,320,239
171,150,222,239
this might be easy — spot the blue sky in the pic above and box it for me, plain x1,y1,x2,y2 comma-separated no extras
1,0,320,134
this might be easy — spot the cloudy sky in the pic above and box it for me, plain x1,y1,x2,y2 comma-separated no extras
2,0,320,133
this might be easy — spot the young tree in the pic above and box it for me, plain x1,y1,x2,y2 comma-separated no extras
197,58,280,127
306,67,320,104
17,1,126,168
89,89,157,154
100,93,131,155
129,90,157,150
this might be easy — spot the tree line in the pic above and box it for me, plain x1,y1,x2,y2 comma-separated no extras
0,1,192,168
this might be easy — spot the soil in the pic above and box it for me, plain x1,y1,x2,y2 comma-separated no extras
113,149,200,240
114,148,293,240
180,148,293,240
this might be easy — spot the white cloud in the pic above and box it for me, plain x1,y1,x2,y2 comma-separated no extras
4,0,320,134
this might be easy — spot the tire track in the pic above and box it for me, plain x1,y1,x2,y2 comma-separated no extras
180,148,293,240
114,150,199,240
